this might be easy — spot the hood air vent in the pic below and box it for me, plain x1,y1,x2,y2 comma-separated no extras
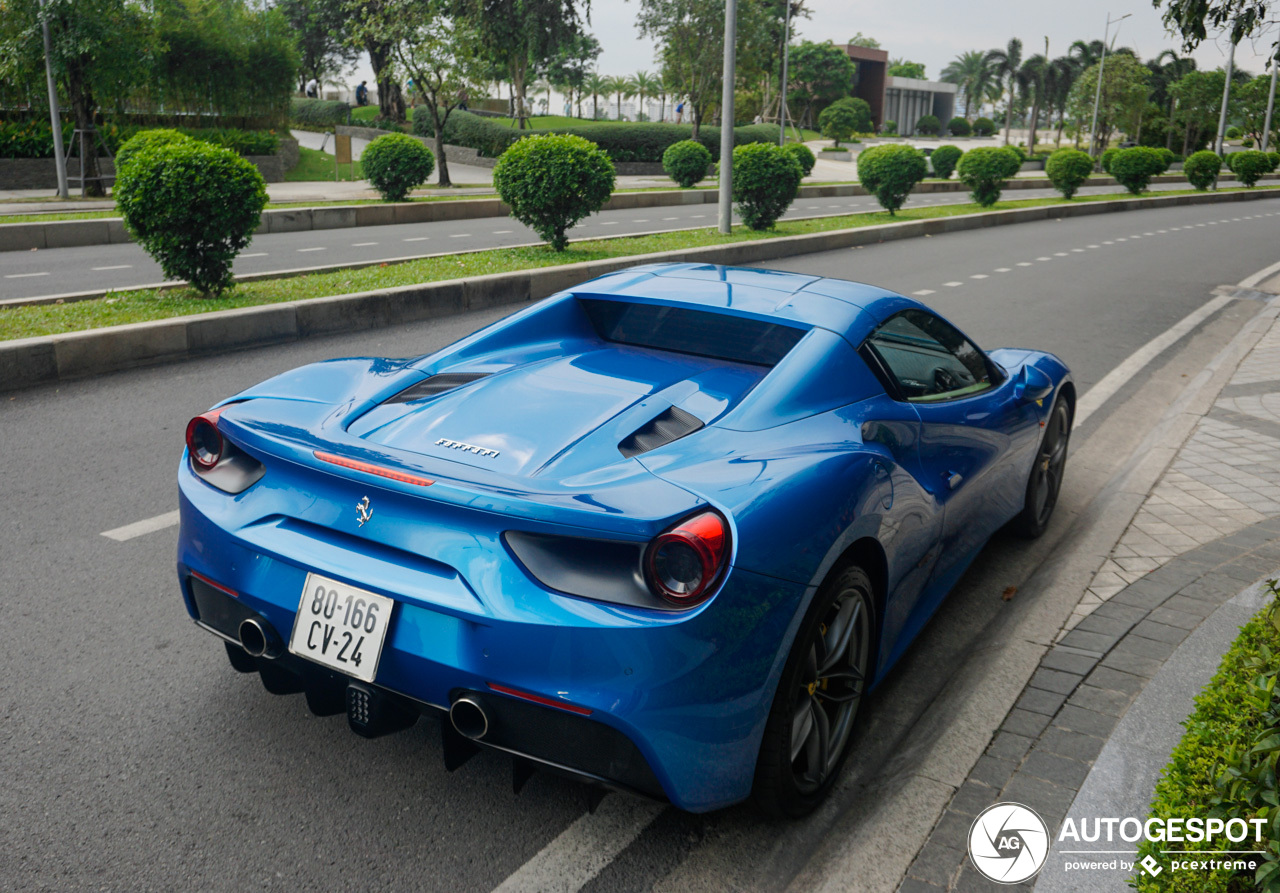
387,372,490,404
619,406,703,458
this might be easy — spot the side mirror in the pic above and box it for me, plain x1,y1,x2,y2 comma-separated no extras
1014,365,1054,404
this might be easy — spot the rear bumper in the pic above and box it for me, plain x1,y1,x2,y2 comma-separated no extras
177,478,810,812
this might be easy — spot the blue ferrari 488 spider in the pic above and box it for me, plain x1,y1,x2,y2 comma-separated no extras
177,262,1073,816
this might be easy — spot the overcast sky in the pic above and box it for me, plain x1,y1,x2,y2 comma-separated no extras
584,0,1278,79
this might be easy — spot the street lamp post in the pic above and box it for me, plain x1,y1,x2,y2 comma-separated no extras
717,0,738,234
778,0,791,146
1262,49,1277,154
38,0,69,200
1214,16,1239,159
1088,12,1131,157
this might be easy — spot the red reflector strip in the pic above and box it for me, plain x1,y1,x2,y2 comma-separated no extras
487,682,593,716
191,570,239,598
314,451,435,487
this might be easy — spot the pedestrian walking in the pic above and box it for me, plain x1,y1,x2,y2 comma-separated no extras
305,77,319,99
675,100,684,125
355,81,369,106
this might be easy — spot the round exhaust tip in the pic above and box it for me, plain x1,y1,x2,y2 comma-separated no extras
450,697,489,740
238,617,280,658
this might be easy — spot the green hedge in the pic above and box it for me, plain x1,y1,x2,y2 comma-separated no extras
289,98,351,129
430,110,782,163
1134,581,1280,892
0,120,278,159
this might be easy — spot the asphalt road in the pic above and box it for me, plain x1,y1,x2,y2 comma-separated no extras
1,197,1277,893
0,179,1244,302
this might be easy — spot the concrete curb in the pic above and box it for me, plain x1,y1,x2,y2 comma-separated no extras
4,187,1278,393
6,172,1273,253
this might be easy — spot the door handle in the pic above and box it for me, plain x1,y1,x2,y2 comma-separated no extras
946,471,963,490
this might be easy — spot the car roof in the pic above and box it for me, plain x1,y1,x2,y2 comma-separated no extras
571,262,921,339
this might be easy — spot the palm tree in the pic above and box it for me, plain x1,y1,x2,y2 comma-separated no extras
1044,57,1078,147
1020,54,1049,150
1150,50,1196,150
584,72,607,120
941,50,993,120
632,70,658,122
604,75,634,120
985,38,1023,145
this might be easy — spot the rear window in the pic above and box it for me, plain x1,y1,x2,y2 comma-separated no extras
579,298,806,367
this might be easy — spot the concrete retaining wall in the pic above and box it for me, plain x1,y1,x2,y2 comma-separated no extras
3,187,1276,393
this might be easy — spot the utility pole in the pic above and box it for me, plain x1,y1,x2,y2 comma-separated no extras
1214,15,1239,159
38,0,69,200
778,0,791,146
717,0,738,234
1262,48,1277,154
1088,12,1131,157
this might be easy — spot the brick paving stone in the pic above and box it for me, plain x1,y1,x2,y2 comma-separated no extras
1001,773,1077,816
1040,649,1100,675
986,730,1034,762
905,843,966,887
1038,726,1107,763
970,755,1018,790
1054,705,1119,738
949,779,1000,817
1015,688,1069,716
1068,684,1135,717
1130,619,1190,645
1146,605,1205,630
1092,601,1149,624
1100,648,1163,678
1112,633,1177,661
1111,586,1172,610
1074,612,1136,637
1021,749,1091,788
1001,708,1052,738
898,878,946,893
1057,629,1120,654
1030,668,1083,695
932,810,973,846
1085,666,1147,696
1161,594,1217,616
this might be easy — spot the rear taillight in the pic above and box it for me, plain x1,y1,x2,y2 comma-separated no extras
185,407,227,469
645,511,729,607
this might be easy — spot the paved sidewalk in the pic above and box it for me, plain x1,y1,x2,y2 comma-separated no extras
897,286,1280,892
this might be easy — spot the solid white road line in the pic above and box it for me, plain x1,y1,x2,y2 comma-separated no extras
4,272,48,278
91,265,132,271
101,510,181,542
1240,258,1280,289
489,796,664,893
1073,292,1236,429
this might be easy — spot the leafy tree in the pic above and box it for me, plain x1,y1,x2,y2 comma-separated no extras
941,50,995,120
546,33,602,115
1237,74,1279,145
985,39,1023,147
1066,54,1150,154
459,0,588,130
1153,0,1273,53
818,99,859,145
274,0,358,90
888,59,926,79
786,40,856,129
0,0,153,197
846,31,879,49
1019,53,1051,150
1169,68,1227,157
347,0,485,186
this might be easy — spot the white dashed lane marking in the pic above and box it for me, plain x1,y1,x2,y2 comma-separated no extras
970,274,989,279
492,230,512,234
92,265,132,271
101,510,180,542
943,281,964,287
403,237,429,242
352,242,378,247
5,272,48,278
450,233,471,238
297,247,325,252
914,289,936,296
994,267,1011,272
241,252,268,257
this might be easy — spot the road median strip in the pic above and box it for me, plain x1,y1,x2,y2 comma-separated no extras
3,186,1279,392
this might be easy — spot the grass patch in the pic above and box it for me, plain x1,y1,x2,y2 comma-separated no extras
285,146,364,182
1133,581,1280,891
4,185,1278,341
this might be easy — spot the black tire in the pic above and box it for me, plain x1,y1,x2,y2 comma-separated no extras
1009,395,1071,539
752,565,877,818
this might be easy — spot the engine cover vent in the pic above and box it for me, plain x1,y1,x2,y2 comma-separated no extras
387,372,489,404
618,406,704,458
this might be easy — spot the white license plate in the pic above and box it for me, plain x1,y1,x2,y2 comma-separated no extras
288,573,394,683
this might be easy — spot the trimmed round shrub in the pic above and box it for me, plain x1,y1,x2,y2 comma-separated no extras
1224,151,1239,172
819,99,866,146
1004,144,1027,166
881,119,898,135
956,146,1020,206
115,129,193,175
361,133,435,202
114,141,267,296
1241,137,1254,148
1099,146,1120,174
1045,148,1094,199
972,117,996,137
857,143,928,214
1268,151,1280,172
916,114,941,136
1110,147,1166,195
731,142,803,230
929,145,963,180
1157,147,1176,174
1229,149,1272,187
662,139,713,187
493,133,616,250
1183,150,1222,190
782,142,816,176
947,117,971,137
1225,125,1242,139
